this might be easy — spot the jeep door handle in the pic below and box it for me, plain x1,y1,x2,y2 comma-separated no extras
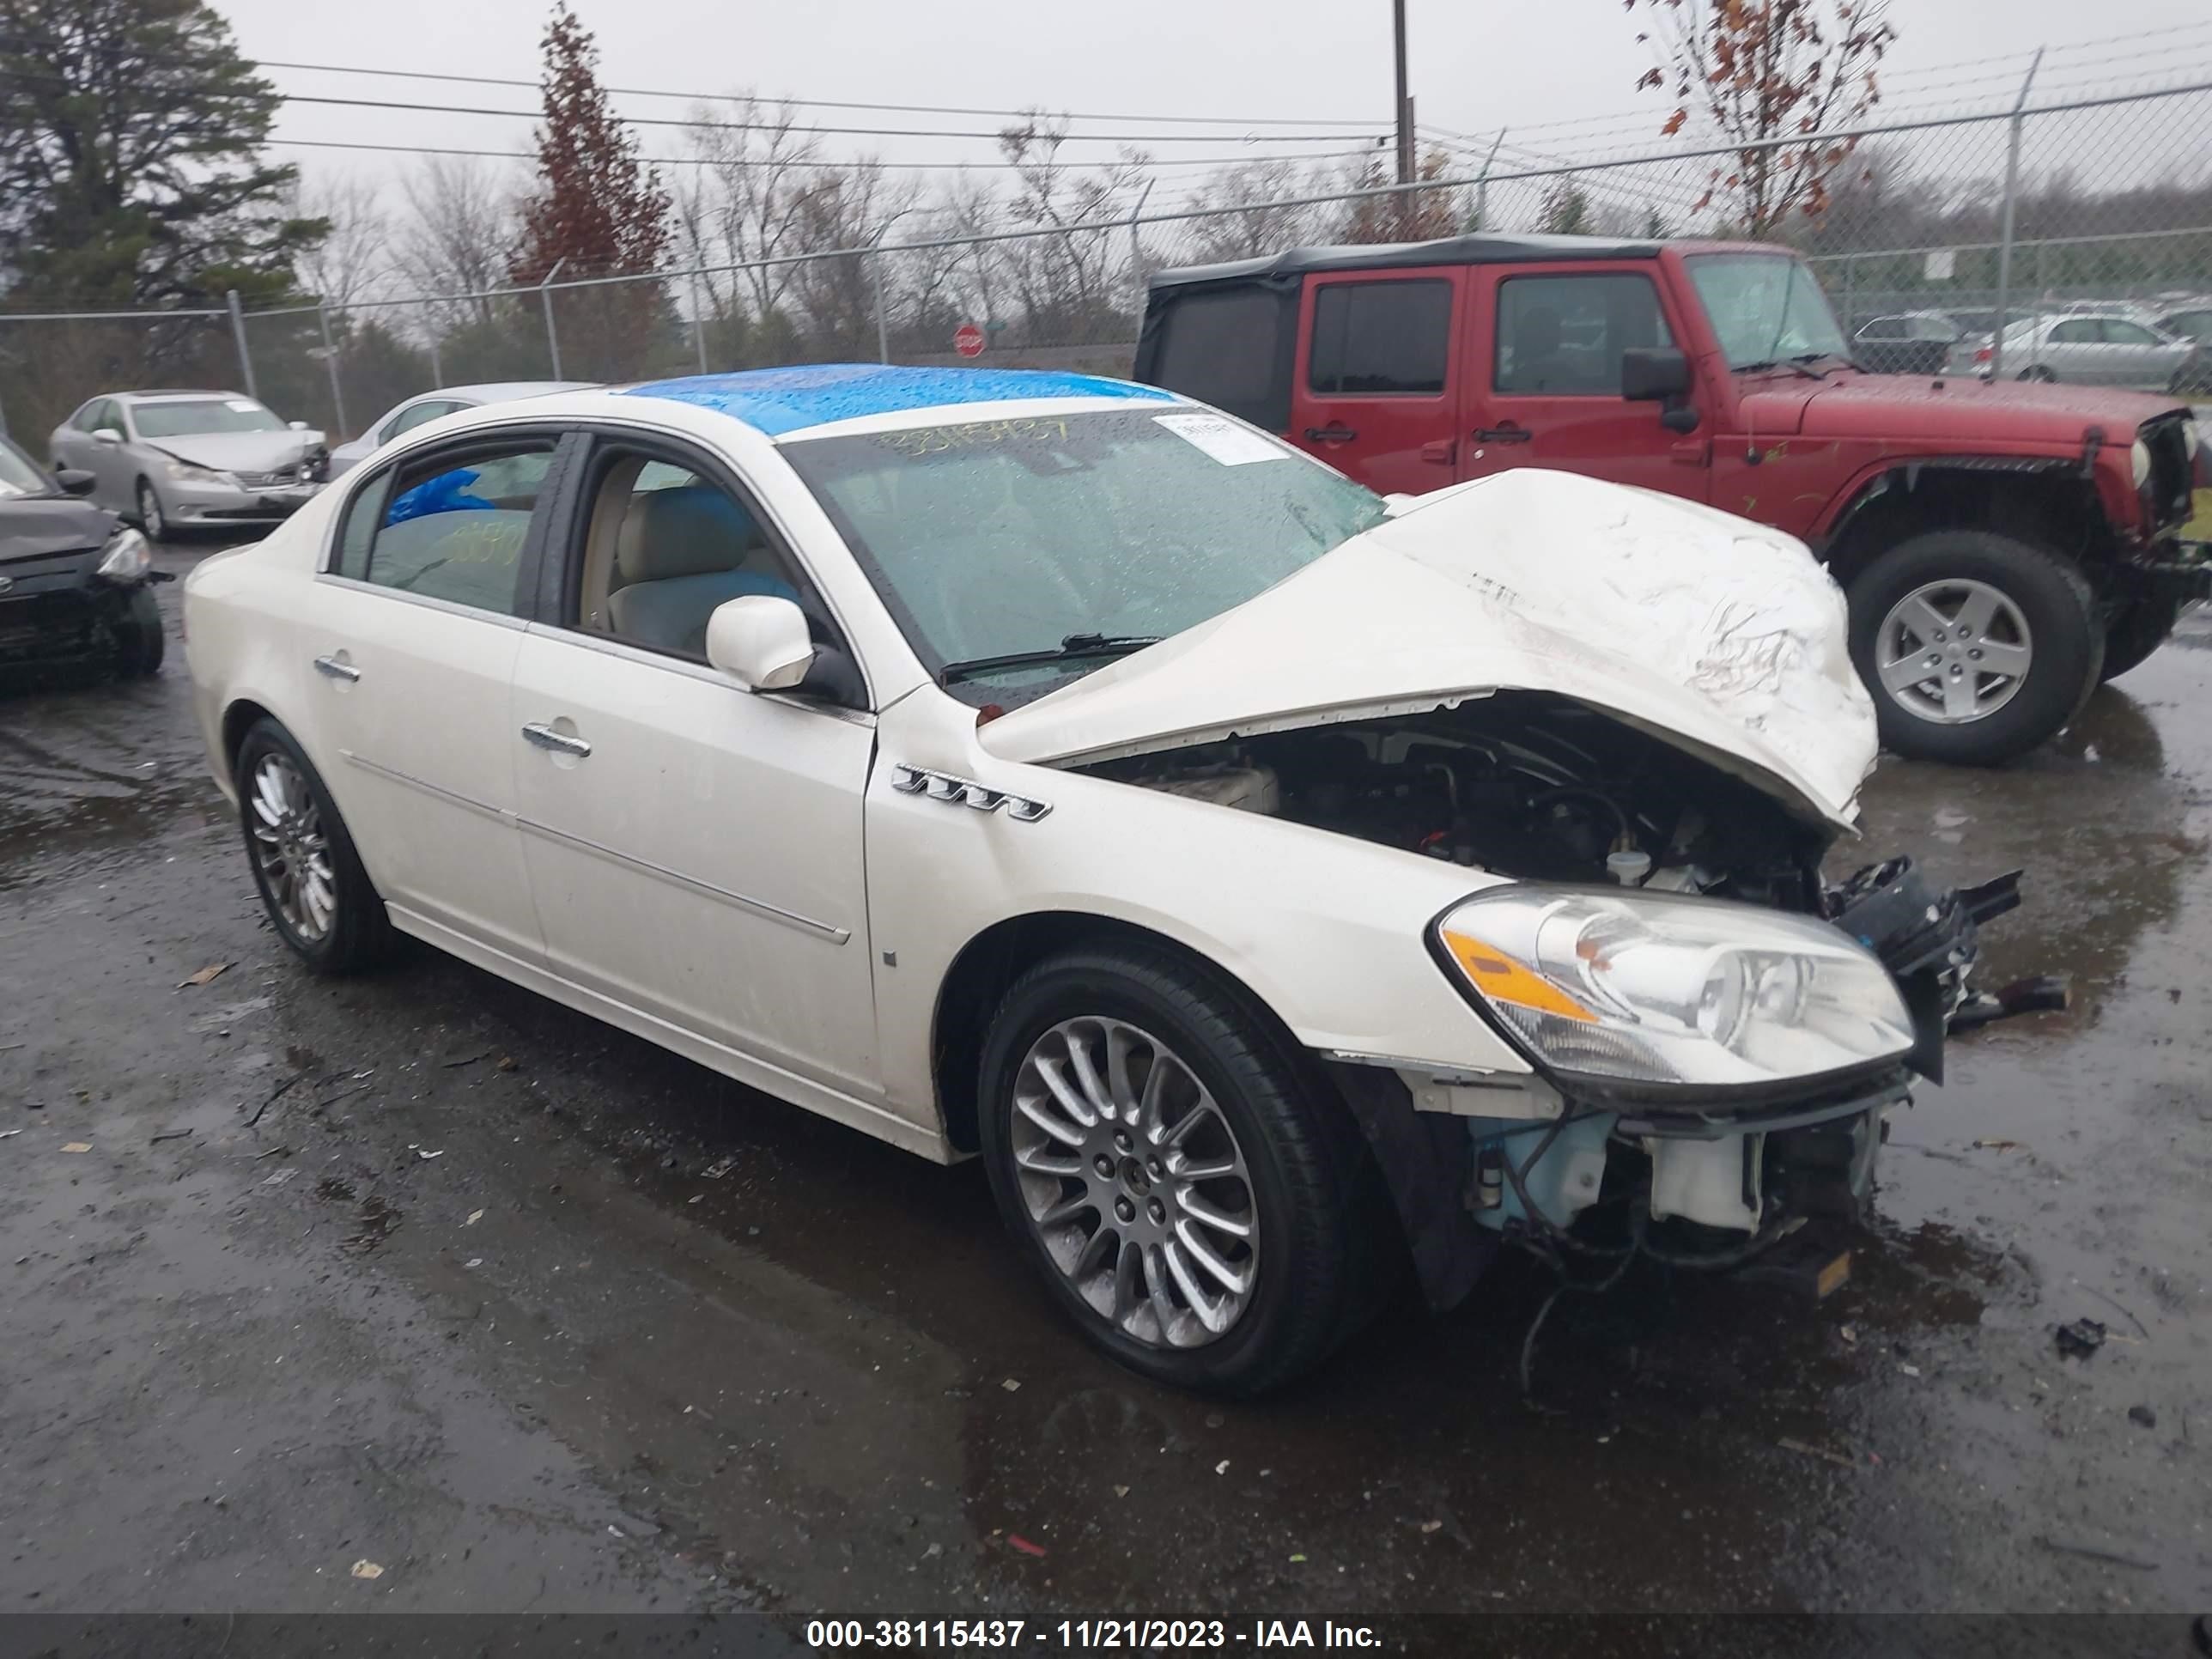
1473,425,1532,444
1304,425,1358,443
313,653,361,683
521,722,592,758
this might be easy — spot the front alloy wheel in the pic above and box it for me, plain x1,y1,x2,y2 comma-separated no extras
137,480,167,541
1010,1017,1259,1349
248,752,337,943
1875,579,2033,725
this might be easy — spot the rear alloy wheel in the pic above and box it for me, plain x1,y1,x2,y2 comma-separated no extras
234,719,394,974
2099,596,2182,684
1848,530,2101,765
979,945,1370,1395
2017,365,2057,383
136,479,168,542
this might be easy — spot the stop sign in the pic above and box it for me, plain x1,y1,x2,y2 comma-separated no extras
953,323,986,358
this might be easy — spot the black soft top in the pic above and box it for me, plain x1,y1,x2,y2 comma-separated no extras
1146,232,1662,292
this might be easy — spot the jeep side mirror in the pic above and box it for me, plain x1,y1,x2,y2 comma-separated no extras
1622,348,1700,434
1622,347,1692,401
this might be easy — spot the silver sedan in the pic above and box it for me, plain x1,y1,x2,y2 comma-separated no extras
48,391,326,540
325,381,592,477
1988,314,2199,389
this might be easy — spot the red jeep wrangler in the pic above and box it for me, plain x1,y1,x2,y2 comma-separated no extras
1136,234,2207,765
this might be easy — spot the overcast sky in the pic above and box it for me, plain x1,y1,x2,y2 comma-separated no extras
215,0,2212,209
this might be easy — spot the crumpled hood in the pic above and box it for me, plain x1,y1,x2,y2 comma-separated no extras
149,431,323,473
0,495,115,563
978,468,1878,830
1738,369,2186,445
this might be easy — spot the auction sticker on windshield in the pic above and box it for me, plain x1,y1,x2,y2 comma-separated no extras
1154,410,1287,466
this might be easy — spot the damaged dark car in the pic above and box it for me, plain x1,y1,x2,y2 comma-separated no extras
0,434,167,679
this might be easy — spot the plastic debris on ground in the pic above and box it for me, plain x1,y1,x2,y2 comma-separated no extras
2055,1318,2108,1358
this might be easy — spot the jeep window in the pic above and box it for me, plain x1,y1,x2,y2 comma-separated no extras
1495,273,1673,395
1309,281,1452,395
1684,253,1850,370
1147,285,1298,430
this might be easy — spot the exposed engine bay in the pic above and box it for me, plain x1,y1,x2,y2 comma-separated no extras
1085,691,2057,1326
1090,690,1829,904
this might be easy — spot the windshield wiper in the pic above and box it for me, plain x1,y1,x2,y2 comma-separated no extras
1735,357,1826,380
938,632,1164,686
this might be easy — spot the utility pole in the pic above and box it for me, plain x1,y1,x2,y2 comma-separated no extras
1393,0,1415,186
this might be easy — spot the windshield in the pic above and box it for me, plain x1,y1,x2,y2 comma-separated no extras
781,407,1389,691
131,398,287,438
1685,254,1852,369
0,438,53,499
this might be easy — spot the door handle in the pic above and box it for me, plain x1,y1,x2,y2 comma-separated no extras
521,721,592,758
1419,438,1457,465
1303,425,1358,443
313,653,361,683
1473,425,1532,444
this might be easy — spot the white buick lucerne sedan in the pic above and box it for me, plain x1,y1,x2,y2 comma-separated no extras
185,365,2027,1394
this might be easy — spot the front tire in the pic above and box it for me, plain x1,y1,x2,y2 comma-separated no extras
135,479,168,542
234,719,394,975
1847,530,2102,765
977,943,1369,1396
112,586,165,678
2099,596,2181,684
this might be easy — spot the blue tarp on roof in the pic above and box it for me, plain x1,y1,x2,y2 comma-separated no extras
619,363,1173,437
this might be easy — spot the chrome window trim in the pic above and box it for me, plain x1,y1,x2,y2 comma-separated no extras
314,571,531,629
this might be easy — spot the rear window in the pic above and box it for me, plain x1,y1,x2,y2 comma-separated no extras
1140,283,1299,432
1308,280,1452,395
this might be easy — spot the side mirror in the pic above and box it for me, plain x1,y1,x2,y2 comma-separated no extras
1621,347,1692,402
288,419,309,431
706,595,815,692
56,468,96,495
93,427,124,446
1622,347,1699,434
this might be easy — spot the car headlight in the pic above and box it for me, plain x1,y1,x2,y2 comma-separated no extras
1434,888,1915,1091
94,526,152,582
2131,438,2153,488
162,458,232,485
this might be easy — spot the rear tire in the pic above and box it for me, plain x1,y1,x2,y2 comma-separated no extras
2099,596,2181,684
112,586,164,678
2017,365,2057,383
234,718,395,975
1847,530,2102,765
977,943,1370,1396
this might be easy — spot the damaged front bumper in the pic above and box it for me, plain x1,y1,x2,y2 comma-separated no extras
1332,858,2057,1313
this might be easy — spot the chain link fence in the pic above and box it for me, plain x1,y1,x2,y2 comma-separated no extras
4,77,2209,450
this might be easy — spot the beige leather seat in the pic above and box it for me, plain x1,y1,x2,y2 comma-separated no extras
606,486,797,659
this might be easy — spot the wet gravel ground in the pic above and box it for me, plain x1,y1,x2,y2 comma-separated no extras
1,545,2207,1646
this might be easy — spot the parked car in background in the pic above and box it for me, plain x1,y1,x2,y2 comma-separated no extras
182,365,2041,1394
325,381,593,477
2146,301,2212,389
48,391,326,541
1973,313,2198,389
1851,311,1963,376
0,434,165,678
1137,234,2206,766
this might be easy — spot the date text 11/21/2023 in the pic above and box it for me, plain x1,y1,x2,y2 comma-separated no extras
803,1619,1383,1649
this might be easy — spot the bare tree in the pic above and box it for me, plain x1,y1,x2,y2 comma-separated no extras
687,93,836,324
1176,158,1337,264
287,173,392,312
996,113,1152,343
1629,0,1896,234
395,155,524,327
1333,148,1466,244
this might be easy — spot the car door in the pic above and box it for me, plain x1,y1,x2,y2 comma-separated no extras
290,430,570,968
1290,269,1465,494
507,433,882,1102
2099,318,2179,388
1459,263,1699,499
2040,317,2101,380
66,401,128,509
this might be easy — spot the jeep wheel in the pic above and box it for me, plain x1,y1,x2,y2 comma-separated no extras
2099,597,2181,684
1847,531,2102,765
